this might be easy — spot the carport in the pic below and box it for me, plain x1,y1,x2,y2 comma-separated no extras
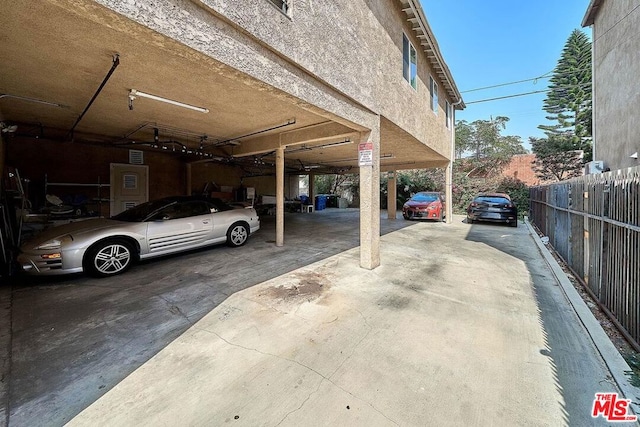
3,208,417,426
0,0,462,278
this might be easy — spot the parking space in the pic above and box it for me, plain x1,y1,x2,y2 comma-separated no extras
55,215,640,426
3,209,413,426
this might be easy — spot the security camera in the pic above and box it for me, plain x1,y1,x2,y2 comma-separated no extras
631,152,638,159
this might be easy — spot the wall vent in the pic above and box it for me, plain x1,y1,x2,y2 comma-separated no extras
129,150,144,165
123,174,138,190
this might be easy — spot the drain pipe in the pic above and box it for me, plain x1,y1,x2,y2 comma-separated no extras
446,98,463,223
66,54,120,141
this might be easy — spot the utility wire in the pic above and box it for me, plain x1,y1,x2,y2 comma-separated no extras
466,82,592,105
461,71,553,94
593,3,640,43
460,63,591,94
466,89,548,104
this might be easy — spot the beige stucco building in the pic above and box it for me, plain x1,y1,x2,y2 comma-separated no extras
583,0,640,171
0,0,463,269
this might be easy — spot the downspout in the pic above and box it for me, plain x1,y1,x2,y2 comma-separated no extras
446,98,463,224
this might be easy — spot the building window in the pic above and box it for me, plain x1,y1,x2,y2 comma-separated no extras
445,100,451,128
268,0,289,14
430,76,438,113
403,34,417,90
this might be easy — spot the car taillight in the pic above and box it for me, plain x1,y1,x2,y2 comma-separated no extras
470,202,478,207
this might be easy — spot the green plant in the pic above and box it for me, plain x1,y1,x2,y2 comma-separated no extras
496,177,530,219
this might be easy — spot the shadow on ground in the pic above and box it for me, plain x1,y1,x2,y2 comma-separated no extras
4,209,411,427
464,218,624,427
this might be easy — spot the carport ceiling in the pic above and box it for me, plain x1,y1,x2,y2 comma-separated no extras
0,0,445,174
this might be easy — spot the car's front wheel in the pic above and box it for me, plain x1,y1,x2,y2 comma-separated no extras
227,222,249,247
84,239,135,277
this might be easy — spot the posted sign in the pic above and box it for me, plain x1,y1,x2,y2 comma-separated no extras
358,142,373,166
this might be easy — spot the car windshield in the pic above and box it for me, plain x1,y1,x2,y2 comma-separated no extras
111,199,177,222
411,193,439,202
476,196,510,204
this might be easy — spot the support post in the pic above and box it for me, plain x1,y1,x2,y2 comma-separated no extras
276,146,285,247
308,172,315,201
359,126,380,269
186,163,192,196
387,170,397,219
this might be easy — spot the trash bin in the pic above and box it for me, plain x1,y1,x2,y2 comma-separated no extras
315,195,327,211
326,194,338,208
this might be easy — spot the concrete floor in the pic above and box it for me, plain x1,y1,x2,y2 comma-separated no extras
1,210,638,426
1,209,412,427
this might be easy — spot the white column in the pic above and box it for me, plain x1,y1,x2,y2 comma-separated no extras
276,146,285,247
308,173,315,201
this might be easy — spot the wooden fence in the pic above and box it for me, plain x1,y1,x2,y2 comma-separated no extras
529,166,640,352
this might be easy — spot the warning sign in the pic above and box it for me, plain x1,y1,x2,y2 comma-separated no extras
358,142,373,166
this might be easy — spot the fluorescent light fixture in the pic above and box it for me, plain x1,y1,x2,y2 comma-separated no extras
0,93,67,108
318,139,352,149
129,89,209,113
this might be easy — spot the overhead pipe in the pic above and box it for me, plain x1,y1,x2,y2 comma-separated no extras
203,118,296,150
66,54,120,141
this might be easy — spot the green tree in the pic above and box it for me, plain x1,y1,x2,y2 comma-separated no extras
454,117,527,180
530,136,585,181
533,29,592,180
455,117,527,161
455,121,473,159
314,174,357,196
496,177,530,219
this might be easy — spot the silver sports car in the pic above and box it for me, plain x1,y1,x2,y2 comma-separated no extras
18,196,260,277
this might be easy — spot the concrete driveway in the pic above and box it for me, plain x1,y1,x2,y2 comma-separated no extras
2,212,639,426
1,209,411,427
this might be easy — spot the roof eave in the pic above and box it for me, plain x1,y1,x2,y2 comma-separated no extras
582,0,603,27
399,0,465,109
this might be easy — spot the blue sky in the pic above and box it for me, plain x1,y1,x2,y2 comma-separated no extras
421,0,592,150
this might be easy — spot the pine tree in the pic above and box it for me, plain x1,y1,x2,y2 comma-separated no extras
533,29,592,181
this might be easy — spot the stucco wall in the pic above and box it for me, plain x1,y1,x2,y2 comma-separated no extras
591,0,640,170
202,0,454,157
95,0,454,158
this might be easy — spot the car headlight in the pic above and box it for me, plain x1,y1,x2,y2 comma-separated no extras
34,234,73,250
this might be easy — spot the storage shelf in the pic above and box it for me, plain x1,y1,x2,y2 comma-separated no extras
44,174,111,217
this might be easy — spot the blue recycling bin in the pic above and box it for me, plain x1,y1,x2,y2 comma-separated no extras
315,195,327,211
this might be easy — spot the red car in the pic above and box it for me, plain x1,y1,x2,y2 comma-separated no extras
402,192,445,221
